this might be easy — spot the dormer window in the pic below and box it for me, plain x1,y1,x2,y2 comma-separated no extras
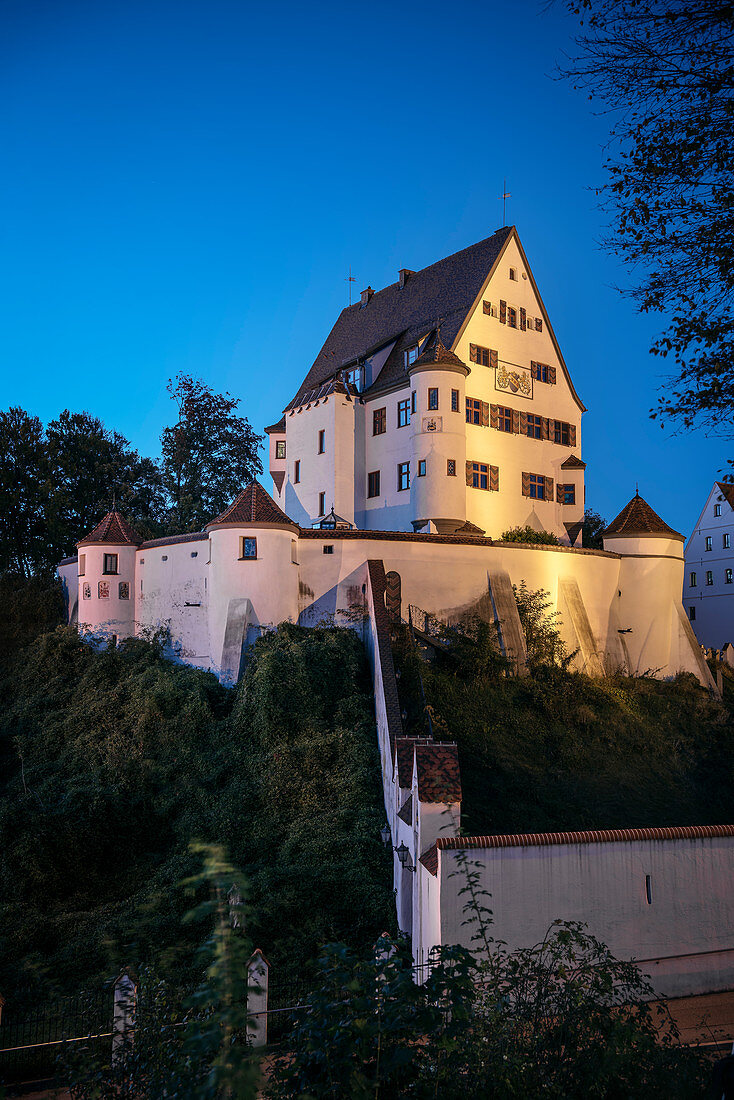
344,365,364,391
103,553,118,575
404,346,420,369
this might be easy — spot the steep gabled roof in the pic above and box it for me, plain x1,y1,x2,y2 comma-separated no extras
604,493,683,541
561,453,586,470
264,417,286,434
290,228,514,403
77,509,143,547
715,482,734,509
415,742,462,804
208,481,296,528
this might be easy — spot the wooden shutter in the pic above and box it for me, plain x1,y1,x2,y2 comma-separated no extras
536,319,543,333
489,348,498,369
490,404,499,429
556,483,563,503
499,300,507,324
465,461,474,486
545,476,554,501
512,409,520,434
569,424,577,447
483,300,491,315
530,360,538,380
522,472,531,496
490,465,499,492
542,417,550,441
481,401,490,427
470,344,478,363
519,411,528,435
548,366,556,384
520,307,526,331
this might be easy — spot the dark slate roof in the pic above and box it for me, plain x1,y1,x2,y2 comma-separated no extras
264,417,286,434
411,333,468,372
59,555,78,566
290,227,514,403
561,453,586,470
77,509,143,547
139,532,207,549
285,377,358,413
208,481,296,528
715,482,734,509
415,742,462,804
604,493,684,540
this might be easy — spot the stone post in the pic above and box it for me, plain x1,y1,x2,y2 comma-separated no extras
112,968,137,1067
247,950,269,1048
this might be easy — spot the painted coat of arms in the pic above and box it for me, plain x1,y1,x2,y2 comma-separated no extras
496,362,532,399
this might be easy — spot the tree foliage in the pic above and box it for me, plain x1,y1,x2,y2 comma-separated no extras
161,375,262,532
581,506,607,549
500,524,560,545
560,1,734,438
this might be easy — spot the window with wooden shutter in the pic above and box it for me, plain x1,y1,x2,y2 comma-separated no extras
490,404,499,429
499,300,507,324
569,425,577,447
556,483,563,503
489,348,498,369
465,461,473,486
519,411,528,435
483,300,491,315
489,465,499,492
481,401,490,427
520,307,526,331
542,418,550,441
522,472,531,496
548,366,556,384
544,476,554,500
470,344,478,362
512,410,520,434
536,319,543,333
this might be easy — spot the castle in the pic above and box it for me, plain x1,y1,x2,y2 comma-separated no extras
56,228,734,1002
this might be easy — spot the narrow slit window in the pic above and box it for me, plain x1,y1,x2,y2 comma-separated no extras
645,875,652,905
318,491,326,516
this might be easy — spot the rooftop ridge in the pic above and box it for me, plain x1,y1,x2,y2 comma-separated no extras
436,824,734,850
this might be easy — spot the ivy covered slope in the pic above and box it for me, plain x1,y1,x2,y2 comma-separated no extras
395,622,734,837
0,620,394,1005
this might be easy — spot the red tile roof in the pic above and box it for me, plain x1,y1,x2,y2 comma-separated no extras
715,482,734,509
77,509,143,547
416,742,462,804
604,493,683,541
419,845,438,875
208,481,296,527
561,453,586,470
437,824,734,851
411,335,468,373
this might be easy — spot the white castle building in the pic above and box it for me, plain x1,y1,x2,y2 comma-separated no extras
56,229,734,1007
684,481,734,649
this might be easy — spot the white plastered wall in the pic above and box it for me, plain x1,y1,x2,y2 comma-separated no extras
683,483,734,648
136,538,210,668
77,543,137,640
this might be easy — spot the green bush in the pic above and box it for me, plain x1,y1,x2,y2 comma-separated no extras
500,525,560,545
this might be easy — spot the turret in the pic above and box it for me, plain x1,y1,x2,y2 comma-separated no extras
408,336,470,533
205,481,300,683
76,509,142,642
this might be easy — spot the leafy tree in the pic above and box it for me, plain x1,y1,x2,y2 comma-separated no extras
500,524,560,545
581,506,606,549
161,375,263,532
0,572,65,660
0,408,50,575
560,1,734,439
514,581,576,668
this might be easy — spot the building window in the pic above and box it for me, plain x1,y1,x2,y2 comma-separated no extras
397,462,410,491
83,582,91,600
428,387,439,410
323,545,334,555
466,398,482,425
294,460,300,483
397,399,411,428
239,537,257,560
706,536,713,551
706,570,714,585
276,440,286,459
79,553,86,576
373,407,386,435
507,306,517,328
688,605,696,621
554,420,571,446
474,345,490,367
725,533,731,548
532,362,550,383
559,484,575,505
715,503,722,516
318,429,325,454
411,391,416,414
645,874,652,905
471,462,489,490
417,459,426,477
529,474,545,500
98,581,110,599
447,459,456,477
451,389,459,412
318,492,326,515
527,413,542,439
118,581,130,600
367,470,381,498
344,364,364,391
497,406,513,432
690,571,697,586
103,553,118,575
404,345,420,369
727,569,733,584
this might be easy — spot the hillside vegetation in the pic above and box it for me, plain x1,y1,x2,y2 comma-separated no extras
0,619,394,1006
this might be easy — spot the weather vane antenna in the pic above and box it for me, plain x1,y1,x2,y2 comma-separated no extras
345,265,356,306
500,179,511,225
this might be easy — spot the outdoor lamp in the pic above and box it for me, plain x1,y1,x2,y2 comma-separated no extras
395,842,410,867
380,823,392,847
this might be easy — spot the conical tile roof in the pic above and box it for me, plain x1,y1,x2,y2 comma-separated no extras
208,481,297,528
77,509,143,547
604,493,683,541
411,334,468,372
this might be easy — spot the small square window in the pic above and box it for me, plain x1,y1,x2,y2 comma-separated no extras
368,470,380,498
690,571,697,587
417,459,426,477
78,553,86,576
318,492,326,516
447,459,456,477
451,389,459,412
397,462,410,491
560,484,575,505
688,605,696,621
706,570,714,585
715,503,722,516
509,267,517,280
103,553,118,575
323,545,334,555
428,387,439,410
318,429,325,454
373,407,386,435
239,537,257,560
706,536,713,551
276,440,286,460
294,460,301,484
724,533,730,548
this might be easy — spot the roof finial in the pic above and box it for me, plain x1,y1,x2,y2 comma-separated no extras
635,482,639,497
345,264,356,306
500,178,511,225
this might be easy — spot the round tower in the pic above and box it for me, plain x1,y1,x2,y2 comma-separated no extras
205,481,300,683
408,336,470,533
76,508,142,642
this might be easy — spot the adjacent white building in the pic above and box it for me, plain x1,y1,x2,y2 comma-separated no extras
683,481,734,648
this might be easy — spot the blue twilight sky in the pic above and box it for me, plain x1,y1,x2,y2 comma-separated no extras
0,0,721,534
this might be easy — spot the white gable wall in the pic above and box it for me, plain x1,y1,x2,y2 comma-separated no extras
683,483,734,648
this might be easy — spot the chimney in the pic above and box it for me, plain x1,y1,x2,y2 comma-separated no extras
399,268,414,288
360,286,373,307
